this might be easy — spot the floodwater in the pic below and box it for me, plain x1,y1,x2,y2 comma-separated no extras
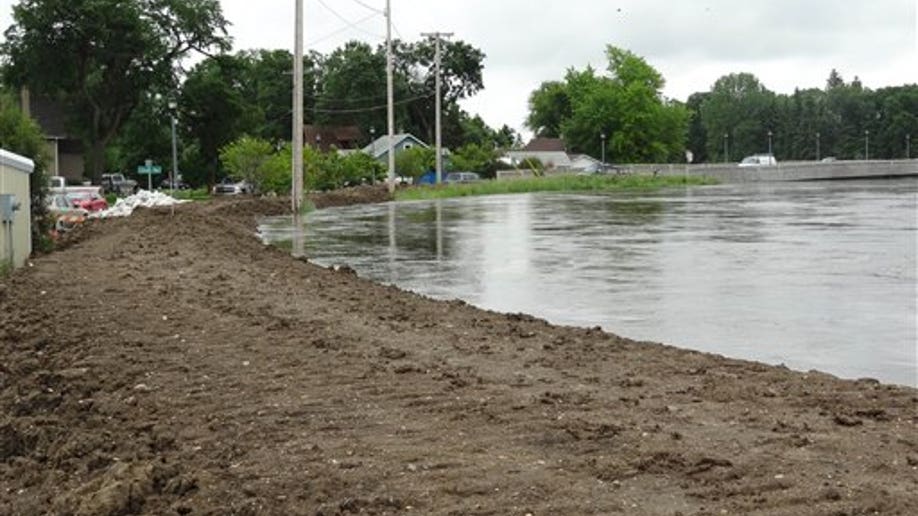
259,179,918,387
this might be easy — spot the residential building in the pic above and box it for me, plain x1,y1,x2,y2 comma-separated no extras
20,87,84,182
362,133,429,163
506,137,572,169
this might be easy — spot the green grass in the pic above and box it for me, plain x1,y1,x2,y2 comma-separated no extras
394,174,718,201
170,188,211,201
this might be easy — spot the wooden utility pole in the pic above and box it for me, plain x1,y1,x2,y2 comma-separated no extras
421,31,453,184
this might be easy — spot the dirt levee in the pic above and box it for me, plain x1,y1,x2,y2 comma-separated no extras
2,186,916,515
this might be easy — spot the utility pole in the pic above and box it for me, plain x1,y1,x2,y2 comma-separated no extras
421,31,453,184
292,0,304,212
385,0,395,192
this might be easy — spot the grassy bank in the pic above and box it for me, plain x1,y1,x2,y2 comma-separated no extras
394,174,717,201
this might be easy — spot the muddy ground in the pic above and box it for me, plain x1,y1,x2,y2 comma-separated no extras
1,185,916,515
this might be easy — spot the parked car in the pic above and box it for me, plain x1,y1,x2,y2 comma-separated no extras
47,193,89,232
100,173,138,196
443,172,481,184
159,175,190,190
738,154,778,167
212,177,253,195
66,191,108,212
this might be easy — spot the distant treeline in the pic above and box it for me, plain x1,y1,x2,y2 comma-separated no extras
686,70,917,163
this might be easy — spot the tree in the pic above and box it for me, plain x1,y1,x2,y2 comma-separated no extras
699,73,776,162
179,54,255,187
526,46,688,163
0,87,49,245
219,136,274,191
395,146,435,179
449,142,499,177
525,81,570,137
1,0,230,181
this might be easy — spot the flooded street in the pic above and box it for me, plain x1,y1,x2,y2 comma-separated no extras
260,179,917,386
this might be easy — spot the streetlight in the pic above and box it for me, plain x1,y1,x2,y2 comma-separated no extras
315,133,322,150
767,130,773,156
906,134,911,159
864,130,870,161
168,101,178,198
600,132,607,166
816,131,822,161
723,133,729,163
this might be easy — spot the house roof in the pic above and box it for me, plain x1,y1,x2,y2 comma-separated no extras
523,137,566,152
304,125,364,152
362,133,429,159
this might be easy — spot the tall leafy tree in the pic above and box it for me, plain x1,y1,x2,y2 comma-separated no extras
699,73,776,162
1,0,230,181
525,46,688,163
179,54,255,186
525,81,571,138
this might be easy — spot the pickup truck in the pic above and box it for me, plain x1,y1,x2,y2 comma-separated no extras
100,173,138,196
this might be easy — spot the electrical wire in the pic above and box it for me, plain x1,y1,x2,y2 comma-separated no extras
315,0,384,40
312,93,434,114
307,13,380,47
349,0,384,15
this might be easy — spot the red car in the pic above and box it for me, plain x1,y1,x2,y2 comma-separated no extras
66,191,109,212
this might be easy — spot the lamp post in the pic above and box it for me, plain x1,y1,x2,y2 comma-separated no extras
816,131,822,161
767,130,773,156
723,133,729,163
864,130,870,160
907,134,911,159
600,132,607,166
168,101,178,198
315,133,321,151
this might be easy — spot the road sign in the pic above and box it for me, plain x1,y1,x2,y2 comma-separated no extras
137,165,162,175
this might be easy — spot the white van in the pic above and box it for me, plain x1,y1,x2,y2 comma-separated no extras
738,154,777,167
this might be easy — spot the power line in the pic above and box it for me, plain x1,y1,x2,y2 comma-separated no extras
312,93,434,114
349,0,384,14
307,12,381,46
315,0,384,40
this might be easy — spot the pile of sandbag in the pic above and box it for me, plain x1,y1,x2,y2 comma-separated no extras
90,190,188,218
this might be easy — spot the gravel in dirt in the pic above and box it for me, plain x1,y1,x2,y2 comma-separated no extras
1,185,916,515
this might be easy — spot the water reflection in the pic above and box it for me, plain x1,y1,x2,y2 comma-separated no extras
259,179,918,386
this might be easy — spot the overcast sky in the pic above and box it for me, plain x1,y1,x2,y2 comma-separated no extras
2,0,916,136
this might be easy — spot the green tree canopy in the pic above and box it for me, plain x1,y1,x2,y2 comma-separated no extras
525,46,689,163
1,0,230,181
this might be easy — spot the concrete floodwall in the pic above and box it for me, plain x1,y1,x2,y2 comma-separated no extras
624,159,918,183
497,160,918,183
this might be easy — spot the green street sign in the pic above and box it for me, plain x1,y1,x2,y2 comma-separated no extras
137,165,162,175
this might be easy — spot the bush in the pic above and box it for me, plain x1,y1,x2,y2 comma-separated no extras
395,146,435,180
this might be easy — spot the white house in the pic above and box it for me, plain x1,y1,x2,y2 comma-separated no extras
505,137,572,169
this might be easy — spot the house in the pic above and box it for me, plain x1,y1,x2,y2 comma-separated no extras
506,137,572,169
304,125,364,152
362,133,429,162
0,148,34,269
19,87,84,182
